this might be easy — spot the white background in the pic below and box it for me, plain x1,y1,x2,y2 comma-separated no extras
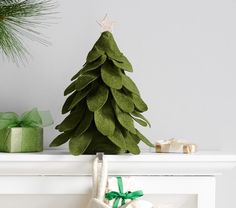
0,0,236,207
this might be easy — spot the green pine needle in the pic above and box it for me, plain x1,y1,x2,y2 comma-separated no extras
0,0,57,64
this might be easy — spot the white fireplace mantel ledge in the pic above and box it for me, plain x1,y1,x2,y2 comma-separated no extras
0,150,235,176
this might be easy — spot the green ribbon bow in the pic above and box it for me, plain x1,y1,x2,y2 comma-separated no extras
105,176,143,208
0,108,53,129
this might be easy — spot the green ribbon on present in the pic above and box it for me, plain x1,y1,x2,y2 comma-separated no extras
0,108,53,129
105,176,143,208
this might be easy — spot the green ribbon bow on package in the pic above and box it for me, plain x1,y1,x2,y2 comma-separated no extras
0,108,53,153
105,176,143,208
0,108,53,129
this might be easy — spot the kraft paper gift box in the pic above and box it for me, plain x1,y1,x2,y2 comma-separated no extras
155,138,197,154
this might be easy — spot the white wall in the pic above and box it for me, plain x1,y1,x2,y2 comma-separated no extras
0,0,236,207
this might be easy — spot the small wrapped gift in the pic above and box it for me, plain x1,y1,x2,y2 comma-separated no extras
155,138,197,154
105,176,144,208
0,108,53,153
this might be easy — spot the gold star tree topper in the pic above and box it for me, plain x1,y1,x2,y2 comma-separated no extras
97,14,116,32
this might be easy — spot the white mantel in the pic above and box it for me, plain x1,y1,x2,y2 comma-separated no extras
0,150,235,176
0,150,235,208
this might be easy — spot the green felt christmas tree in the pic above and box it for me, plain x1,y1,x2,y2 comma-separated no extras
50,30,154,155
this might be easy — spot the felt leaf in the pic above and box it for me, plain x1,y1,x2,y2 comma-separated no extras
105,48,124,63
86,46,105,63
130,133,140,144
82,69,101,78
120,56,133,68
75,74,98,91
112,101,136,134
101,61,122,89
136,129,154,147
56,105,85,132
50,132,72,147
64,80,76,96
62,92,77,114
107,52,124,62
131,93,148,112
95,31,123,58
112,59,133,72
74,109,93,136
71,71,81,81
85,132,122,154
121,74,139,95
123,131,140,154
87,85,109,112
70,98,85,113
80,54,107,74
108,127,126,149
71,54,107,81
132,116,148,127
69,86,93,110
131,110,151,127
94,102,115,136
111,89,134,113
69,130,93,155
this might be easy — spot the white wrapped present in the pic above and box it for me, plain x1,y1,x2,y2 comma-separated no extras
105,176,152,208
155,138,197,154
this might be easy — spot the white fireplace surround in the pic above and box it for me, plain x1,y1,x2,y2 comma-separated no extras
0,150,235,208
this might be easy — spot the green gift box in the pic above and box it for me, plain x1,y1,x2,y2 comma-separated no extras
0,108,53,153
0,127,43,152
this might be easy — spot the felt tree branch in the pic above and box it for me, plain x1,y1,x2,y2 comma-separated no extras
50,31,154,155
0,0,56,64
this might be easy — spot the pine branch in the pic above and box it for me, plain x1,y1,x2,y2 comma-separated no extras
0,0,57,64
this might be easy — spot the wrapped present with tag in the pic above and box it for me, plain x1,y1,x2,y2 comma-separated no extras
105,176,153,208
0,108,53,153
155,138,197,154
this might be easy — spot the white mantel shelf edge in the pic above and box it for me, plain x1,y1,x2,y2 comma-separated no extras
0,150,235,176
